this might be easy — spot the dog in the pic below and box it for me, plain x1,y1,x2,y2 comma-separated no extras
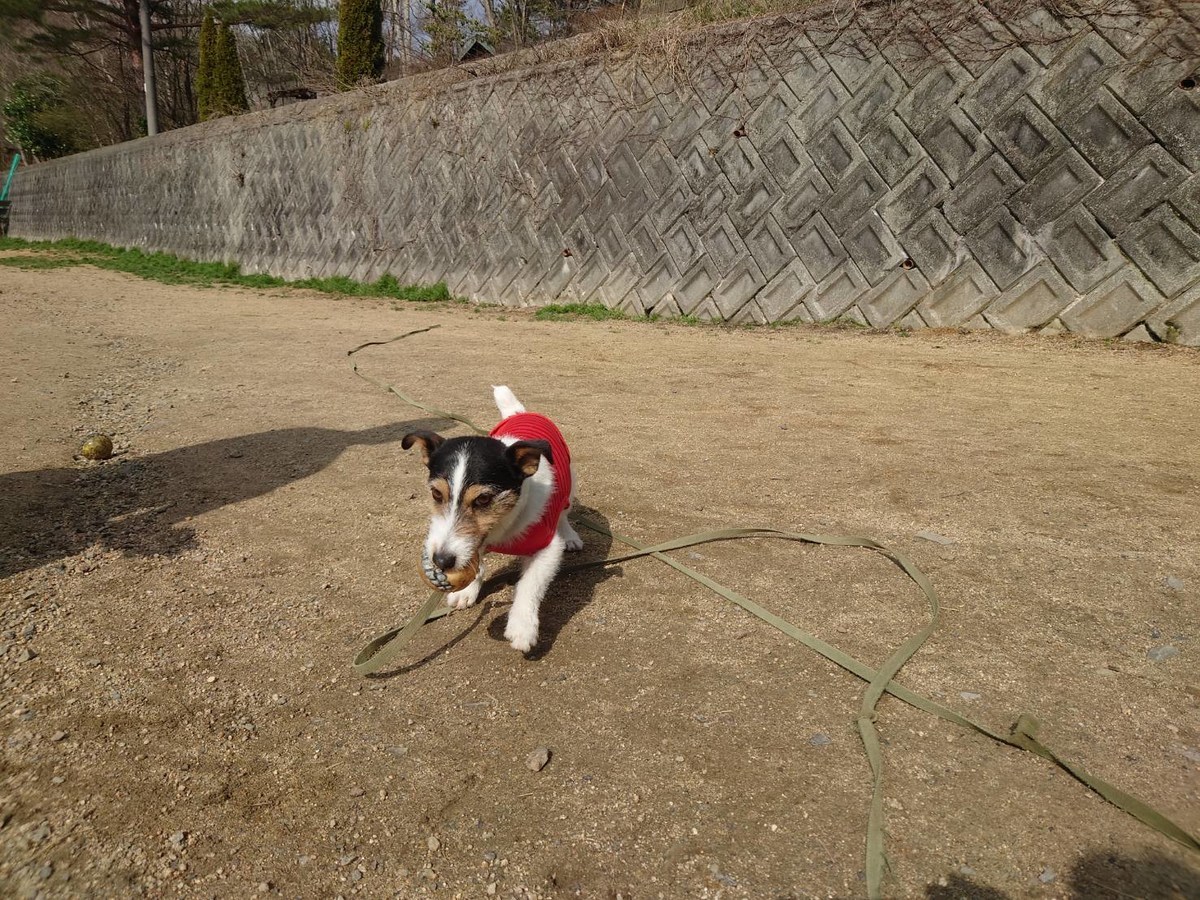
401,386,582,653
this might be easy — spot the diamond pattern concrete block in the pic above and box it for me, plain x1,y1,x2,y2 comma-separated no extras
717,136,767,189
702,214,749,276
757,259,814,320
983,262,1077,332
676,258,720,314
744,213,796,282
861,115,922,186
921,108,993,185
1142,87,1200,171
758,125,813,185
1041,207,1123,293
790,214,847,282
1085,144,1190,235
843,213,905,285
1062,88,1154,177
775,166,832,229
859,269,932,327
680,136,723,192
1105,29,1199,114
729,172,783,231
823,160,889,233
808,119,864,188
1010,148,1103,230
746,79,802,144
841,65,906,138
730,300,769,325
804,261,869,321
791,74,853,142
902,209,962,285
663,218,704,271
961,47,1042,128
882,160,951,233
988,96,1070,180
1146,284,1200,345
1034,30,1124,118
1118,204,1200,296
895,60,973,135
968,209,1040,290
635,253,680,309
944,153,1024,232
1060,266,1163,337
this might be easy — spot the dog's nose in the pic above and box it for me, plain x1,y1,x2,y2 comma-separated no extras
432,550,457,571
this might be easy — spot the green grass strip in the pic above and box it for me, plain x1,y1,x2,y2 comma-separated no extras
0,236,452,302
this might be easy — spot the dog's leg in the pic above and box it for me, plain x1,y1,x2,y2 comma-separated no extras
557,510,583,552
492,385,526,419
505,534,564,653
446,563,485,610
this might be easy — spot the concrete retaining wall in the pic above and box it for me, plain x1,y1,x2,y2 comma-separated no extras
10,2,1200,342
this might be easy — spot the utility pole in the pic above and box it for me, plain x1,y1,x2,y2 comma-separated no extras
139,0,159,136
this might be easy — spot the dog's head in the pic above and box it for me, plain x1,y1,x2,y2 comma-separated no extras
402,431,552,589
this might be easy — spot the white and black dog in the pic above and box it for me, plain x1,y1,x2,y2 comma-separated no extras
401,387,582,653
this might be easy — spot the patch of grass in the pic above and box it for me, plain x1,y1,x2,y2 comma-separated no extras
0,236,455,303
0,255,81,270
534,302,632,322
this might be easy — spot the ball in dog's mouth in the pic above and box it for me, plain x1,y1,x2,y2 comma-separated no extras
420,549,479,592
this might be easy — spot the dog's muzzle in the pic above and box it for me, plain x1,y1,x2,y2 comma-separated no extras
421,549,454,592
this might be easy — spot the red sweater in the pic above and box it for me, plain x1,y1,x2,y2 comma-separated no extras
487,412,572,556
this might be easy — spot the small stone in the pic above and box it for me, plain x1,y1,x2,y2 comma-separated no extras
338,854,357,867
427,836,440,852
959,691,982,702
1179,747,1200,763
205,675,217,684
482,851,497,862
1164,575,1185,591
486,883,497,896
22,623,36,638
526,747,551,772
387,746,408,757
350,870,362,883
51,776,65,785
51,731,67,742
257,881,271,893
808,733,832,747
349,787,365,797
1147,646,1180,663
16,648,37,663
916,530,955,546
169,831,187,849
959,865,977,876
298,856,310,866
37,863,53,880
1039,867,1056,884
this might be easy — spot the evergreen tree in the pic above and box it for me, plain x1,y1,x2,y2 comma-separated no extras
209,21,249,118
336,0,385,90
196,8,218,121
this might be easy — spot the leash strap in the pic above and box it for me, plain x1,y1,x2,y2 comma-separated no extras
348,327,1200,897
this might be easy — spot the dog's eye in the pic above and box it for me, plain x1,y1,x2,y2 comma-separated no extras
430,487,444,503
473,494,493,510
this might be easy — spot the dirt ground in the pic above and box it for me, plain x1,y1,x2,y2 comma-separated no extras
1,261,1198,900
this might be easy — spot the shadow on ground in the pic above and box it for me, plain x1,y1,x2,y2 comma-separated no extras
0,420,448,579
924,847,1200,899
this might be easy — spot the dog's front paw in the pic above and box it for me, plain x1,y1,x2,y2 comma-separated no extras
504,615,538,654
563,532,584,552
446,582,481,610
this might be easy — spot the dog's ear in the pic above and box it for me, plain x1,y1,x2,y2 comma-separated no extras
506,439,552,477
401,431,445,464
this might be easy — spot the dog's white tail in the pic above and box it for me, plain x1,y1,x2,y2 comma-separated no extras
492,385,526,418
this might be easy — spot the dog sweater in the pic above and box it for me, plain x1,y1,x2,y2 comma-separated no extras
487,412,572,557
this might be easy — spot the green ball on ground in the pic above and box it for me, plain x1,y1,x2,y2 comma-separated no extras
80,434,114,460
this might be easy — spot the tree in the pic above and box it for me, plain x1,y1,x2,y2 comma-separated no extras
208,20,248,117
2,74,80,160
337,0,385,89
196,7,217,120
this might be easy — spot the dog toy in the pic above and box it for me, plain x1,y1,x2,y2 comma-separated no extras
420,549,479,592
80,434,114,460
